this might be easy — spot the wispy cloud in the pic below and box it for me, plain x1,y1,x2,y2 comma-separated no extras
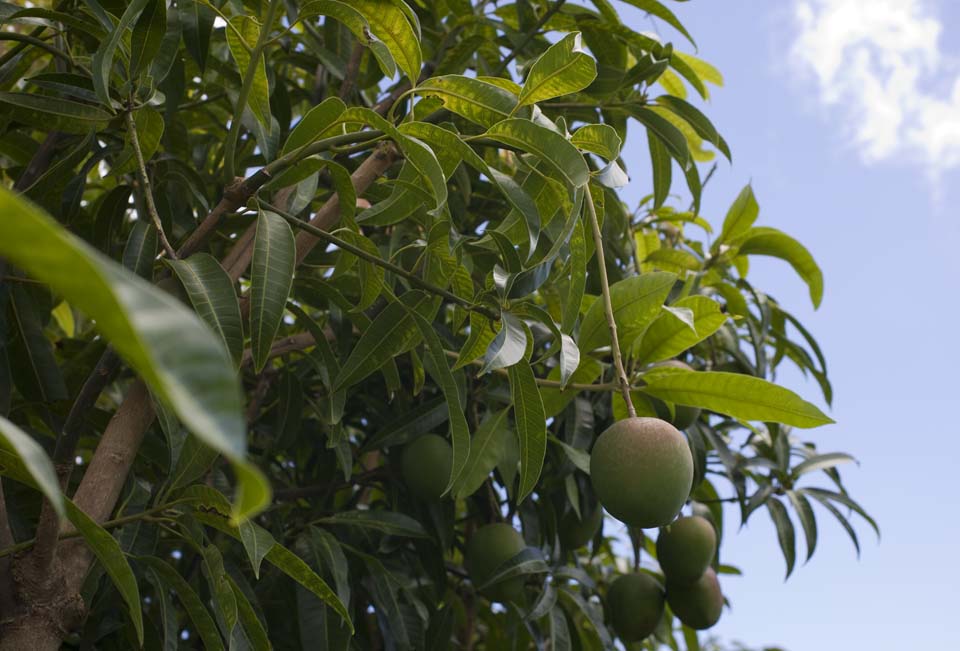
792,0,960,179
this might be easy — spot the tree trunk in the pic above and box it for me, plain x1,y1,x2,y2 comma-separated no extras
0,615,62,651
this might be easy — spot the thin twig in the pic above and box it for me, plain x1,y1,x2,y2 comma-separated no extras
260,201,500,320
125,108,177,259
585,190,637,417
492,0,567,76
0,498,194,560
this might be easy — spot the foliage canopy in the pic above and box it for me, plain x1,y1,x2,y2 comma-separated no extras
0,0,874,649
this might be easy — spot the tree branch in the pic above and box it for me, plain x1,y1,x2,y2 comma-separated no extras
585,188,636,417
125,108,176,259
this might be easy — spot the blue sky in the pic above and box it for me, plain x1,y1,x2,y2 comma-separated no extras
610,1,960,649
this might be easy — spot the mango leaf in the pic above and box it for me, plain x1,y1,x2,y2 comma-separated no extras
578,272,676,352
316,511,428,538
477,548,549,590
656,94,730,160
122,221,157,279
571,124,623,160
634,295,727,364
481,312,528,373
0,415,65,518
190,504,353,632
250,210,296,372
786,489,818,562
416,75,518,128
297,1,397,78
717,185,759,245
792,452,856,477
334,291,433,390
518,32,597,107
454,407,511,499
64,500,144,644
113,105,164,176
226,574,271,650
641,370,834,428
766,497,796,579
350,0,421,81
238,519,276,579
735,226,824,308
91,0,150,107
408,309,470,493
226,15,271,129
139,557,225,651
167,254,244,367
280,97,346,156
508,360,547,503
620,0,696,46
129,0,167,75
7,284,67,402
483,119,589,189
632,107,690,169
0,92,112,133
0,187,269,523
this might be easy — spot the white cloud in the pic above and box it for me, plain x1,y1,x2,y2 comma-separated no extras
792,0,960,178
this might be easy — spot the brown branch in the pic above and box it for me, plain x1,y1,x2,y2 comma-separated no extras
339,43,363,100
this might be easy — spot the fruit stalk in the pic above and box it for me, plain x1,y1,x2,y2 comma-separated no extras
584,188,636,417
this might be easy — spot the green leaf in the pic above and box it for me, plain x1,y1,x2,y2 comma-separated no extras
786,489,818,562
562,219,587,333
316,510,429,538
226,15,272,129
483,119,589,189
0,415,65,518
793,452,856,477
571,124,623,160
139,557,225,651
481,312,528,373
0,92,112,133
717,185,759,245
340,107,447,213
656,95,730,160
250,210,296,372
350,0,422,82
632,107,690,169
167,254,244,367
477,548,549,590
416,75,518,128
634,295,727,364
407,310,470,493
297,1,397,79
238,519,276,579
800,488,880,538
518,32,597,107
280,97,346,155
641,370,834,428
130,0,167,75
578,272,676,352
766,497,796,579
803,493,860,557
7,284,68,402
735,227,824,308
620,0,696,47
191,507,353,632
644,248,702,273
226,574,271,650
334,291,433,390
91,0,150,108
122,221,157,279
64,500,143,644
508,360,547,503
0,187,268,523
539,357,603,418
454,407,511,499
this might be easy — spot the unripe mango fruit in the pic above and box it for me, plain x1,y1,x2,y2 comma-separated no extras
401,434,452,501
666,567,723,630
656,515,717,585
606,572,665,642
559,504,603,550
465,523,527,604
590,417,694,528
